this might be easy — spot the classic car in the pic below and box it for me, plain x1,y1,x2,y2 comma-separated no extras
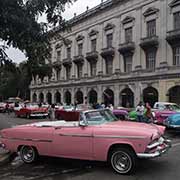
14,103,48,118
0,102,6,113
153,110,177,124
164,113,180,130
112,109,128,120
55,109,80,121
0,109,171,174
128,109,149,121
153,102,180,111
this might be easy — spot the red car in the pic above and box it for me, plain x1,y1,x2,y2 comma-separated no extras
15,103,48,118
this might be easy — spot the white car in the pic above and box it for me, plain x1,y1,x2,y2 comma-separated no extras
153,102,180,111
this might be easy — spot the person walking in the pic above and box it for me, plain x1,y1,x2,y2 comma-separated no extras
136,101,144,122
5,102,10,115
144,102,153,123
48,104,55,121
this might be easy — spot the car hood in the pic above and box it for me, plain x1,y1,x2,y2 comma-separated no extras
101,120,165,137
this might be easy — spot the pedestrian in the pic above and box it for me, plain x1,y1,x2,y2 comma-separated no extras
107,104,114,111
136,101,144,122
49,104,55,121
5,102,10,115
144,102,153,123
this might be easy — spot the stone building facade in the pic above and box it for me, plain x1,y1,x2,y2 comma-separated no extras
30,0,180,107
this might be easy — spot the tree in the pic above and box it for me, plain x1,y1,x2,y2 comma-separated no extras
0,0,76,78
0,0,76,100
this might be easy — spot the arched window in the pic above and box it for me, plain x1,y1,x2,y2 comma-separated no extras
64,91,71,105
143,87,158,107
120,88,134,108
55,91,61,103
88,90,97,105
39,93,44,103
75,90,84,104
46,92,52,105
103,89,114,106
169,86,180,105
32,93,37,102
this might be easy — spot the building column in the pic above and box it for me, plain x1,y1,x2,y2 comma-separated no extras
114,84,119,107
134,82,141,107
50,90,54,104
97,85,103,103
134,8,143,70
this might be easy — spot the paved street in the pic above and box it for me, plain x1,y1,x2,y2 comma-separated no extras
0,113,180,180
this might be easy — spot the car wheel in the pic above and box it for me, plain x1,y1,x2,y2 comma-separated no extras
20,146,38,163
110,147,137,175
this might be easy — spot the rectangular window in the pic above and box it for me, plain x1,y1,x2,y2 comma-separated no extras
78,43,83,55
91,39,97,52
90,62,96,76
56,69,60,81
106,60,113,75
107,34,113,48
57,50,61,61
67,47,71,59
125,27,133,42
66,66,71,80
77,64,83,78
174,12,180,30
124,56,132,73
146,50,156,70
173,46,180,66
147,20,156,37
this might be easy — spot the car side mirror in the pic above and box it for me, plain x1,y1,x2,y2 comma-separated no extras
79,120,88,127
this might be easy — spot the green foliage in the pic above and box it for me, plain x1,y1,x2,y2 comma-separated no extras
0,0,76,100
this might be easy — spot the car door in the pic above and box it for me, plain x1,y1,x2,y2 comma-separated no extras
53,124,94,160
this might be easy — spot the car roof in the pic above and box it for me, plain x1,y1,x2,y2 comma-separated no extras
155,102,177,105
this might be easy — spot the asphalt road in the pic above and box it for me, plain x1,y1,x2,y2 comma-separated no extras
0,113,180,180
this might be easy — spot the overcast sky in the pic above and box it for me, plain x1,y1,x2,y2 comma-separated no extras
5,0,101,63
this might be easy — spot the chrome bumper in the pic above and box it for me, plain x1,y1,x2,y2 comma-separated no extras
137,138,171,158
30,113,48,117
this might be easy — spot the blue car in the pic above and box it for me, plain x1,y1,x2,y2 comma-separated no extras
164,113,180,130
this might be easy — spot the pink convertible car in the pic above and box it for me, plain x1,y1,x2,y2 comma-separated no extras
0,109,171,174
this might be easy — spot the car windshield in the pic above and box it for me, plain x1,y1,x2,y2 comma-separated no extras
166,104,180,110
85,109,118,125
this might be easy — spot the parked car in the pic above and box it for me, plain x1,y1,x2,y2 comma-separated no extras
0,102,6,113
164,113,180,130
0,109,171,174
153,110,177,124
112,109,128,120
55,109,80,121
14,103,48,118
153,102,180,111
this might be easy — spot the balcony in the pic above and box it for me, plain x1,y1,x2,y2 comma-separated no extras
86,51,98,62
52,61,62,70
100,47,115,59
166,29,180,46
140,36,159,50
118,42,135,55
73,55,84,64
62,58,72,67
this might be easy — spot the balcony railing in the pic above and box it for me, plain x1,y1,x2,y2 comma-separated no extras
73,55,84,64
86,51,98,62
140,35,159,50
166,29,180,46
62,58,72,66
118,42,135,55
100,47,115,59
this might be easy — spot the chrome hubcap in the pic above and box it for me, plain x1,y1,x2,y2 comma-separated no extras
112,151,132,173
22,147,34,162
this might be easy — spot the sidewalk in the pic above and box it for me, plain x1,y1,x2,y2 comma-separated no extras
0,147,11,166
